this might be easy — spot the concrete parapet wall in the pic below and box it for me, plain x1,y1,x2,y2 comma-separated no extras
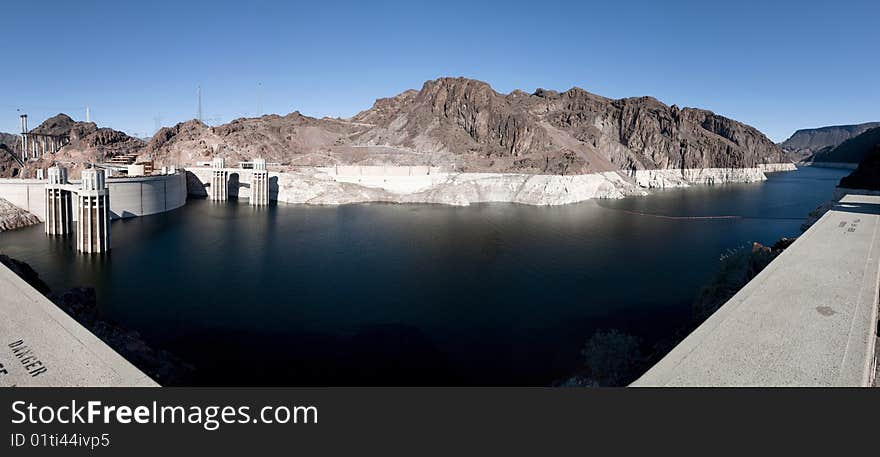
0,172,187,221
834,187,880,200
634,194,880,386
0,262,157,386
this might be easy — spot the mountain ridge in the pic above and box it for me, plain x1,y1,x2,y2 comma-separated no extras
811,127,880,164
780,121,880,162
4,77,790,178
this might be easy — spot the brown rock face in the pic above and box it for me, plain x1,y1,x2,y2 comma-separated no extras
142,113,362,168
0,198,41,231
780,122,880,162
0,133,23,177
347,77,786,174
6,77,787,177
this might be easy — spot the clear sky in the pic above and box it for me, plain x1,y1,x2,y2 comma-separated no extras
0,0,877,142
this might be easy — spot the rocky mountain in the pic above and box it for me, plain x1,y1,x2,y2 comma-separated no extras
839,144,880,190
809,126,880,164
146,77,787,175
141,112,359,167
348,78,787,174
0,114,145,178
780,122,880,162
7,78,788,178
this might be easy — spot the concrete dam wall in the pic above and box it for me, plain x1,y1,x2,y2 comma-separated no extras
186,167,281,201
0,172,187,221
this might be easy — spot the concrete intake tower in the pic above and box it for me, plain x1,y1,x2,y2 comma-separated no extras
210,157,228,201
45,166,73,236
251,158,269,206
77,168,111,253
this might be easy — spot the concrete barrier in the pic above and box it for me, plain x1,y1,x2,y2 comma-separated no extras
0,172,187,221
0,263,157,387
634,194,880,386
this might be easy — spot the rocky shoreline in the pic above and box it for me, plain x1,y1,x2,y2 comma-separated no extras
0,197,41,231
628,164,796,189
189,163,798,207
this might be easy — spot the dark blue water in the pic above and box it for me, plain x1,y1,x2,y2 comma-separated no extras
0,167,849,385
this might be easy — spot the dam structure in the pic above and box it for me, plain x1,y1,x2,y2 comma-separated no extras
44,166,73,236
634,193,880,387
188,157,277,204
0,170,186,221
209,157,229,201
76,168,111,253
251,158,269,206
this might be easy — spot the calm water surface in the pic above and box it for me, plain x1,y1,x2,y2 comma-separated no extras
0,167,849,385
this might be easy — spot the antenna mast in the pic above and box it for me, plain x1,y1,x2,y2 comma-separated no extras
197,85,203,122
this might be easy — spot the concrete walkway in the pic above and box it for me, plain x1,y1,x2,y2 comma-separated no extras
634,194,880,387
0,263,157,387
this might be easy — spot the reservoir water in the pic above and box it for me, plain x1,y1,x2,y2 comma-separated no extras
0,167,850,385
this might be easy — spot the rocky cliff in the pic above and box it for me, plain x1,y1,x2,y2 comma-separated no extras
810,126,880,164
349,77,787,174
0,197,41,231
148,77,788,177
142,112,359,168
0,132,23,178
839,145,880,191
780,122,880,162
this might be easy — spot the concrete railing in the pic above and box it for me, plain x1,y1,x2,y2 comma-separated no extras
0,262,157,387
633,194,880,386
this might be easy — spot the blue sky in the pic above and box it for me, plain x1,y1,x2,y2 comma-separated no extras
0,0,877,142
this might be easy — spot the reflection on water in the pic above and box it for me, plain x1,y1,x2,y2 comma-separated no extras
0,167,849,385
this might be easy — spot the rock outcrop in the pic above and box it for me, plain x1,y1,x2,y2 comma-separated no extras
28,114,144,177
0,197,41,231
810,126,880,164
149,77,789,179
0,132,23,178
839,145,880,191
780,122,880,162
348,77,788,175
1,114,145,178
142,113,360,168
